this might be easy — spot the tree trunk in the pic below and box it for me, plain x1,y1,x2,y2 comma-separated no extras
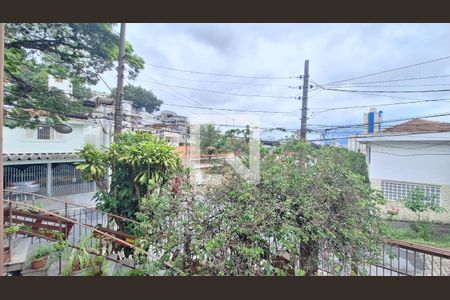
299,240,319,276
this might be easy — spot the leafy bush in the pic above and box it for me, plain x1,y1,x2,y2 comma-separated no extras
134,137,385,276
409,222,433,240
404,187,446,222
77,131,182,232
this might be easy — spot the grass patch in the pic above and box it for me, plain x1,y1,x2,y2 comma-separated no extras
384,224,450,250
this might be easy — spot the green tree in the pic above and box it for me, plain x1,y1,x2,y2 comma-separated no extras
405,188,446,222
4,23,144,128
76,131,182,232
200,124,222,154
323,146,370,183
110,84,163,113
133,137,385,276
72,79,94,101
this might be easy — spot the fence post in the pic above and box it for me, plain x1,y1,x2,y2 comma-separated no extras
47,163,53,197
8,200,12,259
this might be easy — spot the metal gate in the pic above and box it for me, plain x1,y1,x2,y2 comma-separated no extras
52,163,97,196
3,163,96,197
3,164,48,196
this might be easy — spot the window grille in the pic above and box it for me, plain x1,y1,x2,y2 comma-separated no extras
37,125,51,140
381,180,441,204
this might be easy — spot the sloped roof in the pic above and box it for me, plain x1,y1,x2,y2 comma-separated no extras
382,118,450,134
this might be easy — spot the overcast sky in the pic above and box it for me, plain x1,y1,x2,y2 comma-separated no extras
94,23,450,140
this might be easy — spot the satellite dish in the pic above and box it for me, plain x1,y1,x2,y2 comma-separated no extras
52,123,73,134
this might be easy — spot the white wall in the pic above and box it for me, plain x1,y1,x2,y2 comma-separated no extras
367,141,450,185
48,75,73,95
4,121,93,154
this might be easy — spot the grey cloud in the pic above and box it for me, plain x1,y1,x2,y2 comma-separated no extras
94,23,450,139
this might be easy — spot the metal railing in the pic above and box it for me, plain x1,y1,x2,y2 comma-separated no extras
4,191,449,276
318,239,450,276
2,192,138,274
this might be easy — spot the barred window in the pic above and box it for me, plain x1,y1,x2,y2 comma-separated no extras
37,126,51,140
381,180,441,204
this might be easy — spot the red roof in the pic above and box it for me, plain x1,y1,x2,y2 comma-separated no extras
381,118,450,134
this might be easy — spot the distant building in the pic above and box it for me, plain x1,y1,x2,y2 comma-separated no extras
347,107,382,153
359,118,450,223
152,110,188,147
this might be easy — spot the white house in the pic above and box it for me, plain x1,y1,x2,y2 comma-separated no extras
359,118,450,223
3,76,189,198
3,77,101,197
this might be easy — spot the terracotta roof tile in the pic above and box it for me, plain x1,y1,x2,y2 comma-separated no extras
381,118,450,134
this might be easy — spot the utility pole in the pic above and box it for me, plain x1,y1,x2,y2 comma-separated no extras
114,23,126,135
0,23,5,276
299,59,309,141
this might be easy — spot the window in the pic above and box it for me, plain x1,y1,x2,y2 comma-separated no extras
381,180,441,204
37,126,51,140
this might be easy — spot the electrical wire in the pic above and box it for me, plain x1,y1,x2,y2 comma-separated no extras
323,55,450,86
146,63,298,80
324,74,450,87
322,87,450,94
309,112,450,131
312,97,450,115
163,103,298,115
307,130,450,142
138,78,299,100
139,72,295,88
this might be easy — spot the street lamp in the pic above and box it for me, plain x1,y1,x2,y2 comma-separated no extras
52,123,73,134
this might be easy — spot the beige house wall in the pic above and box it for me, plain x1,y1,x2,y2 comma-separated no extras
371,178,450,224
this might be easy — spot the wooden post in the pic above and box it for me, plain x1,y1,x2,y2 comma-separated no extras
300,60,310,141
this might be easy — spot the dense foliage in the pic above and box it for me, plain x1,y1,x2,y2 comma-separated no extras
110,84,163,114
199,124,251,156
132,138,384,276
4,23,144,128
76,131,182,231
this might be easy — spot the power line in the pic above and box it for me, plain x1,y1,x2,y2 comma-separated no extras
308,130,450,142
324,74,450,87
98,74,114,94
369,140,450,150
312,97,450,115
139,72,294,88
309,112,450,131
322,87,450,94
146,63,298,80
138,78,298,100
324,83,450,88
323,55,450,86
163,103,298,115
144,75,229,117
